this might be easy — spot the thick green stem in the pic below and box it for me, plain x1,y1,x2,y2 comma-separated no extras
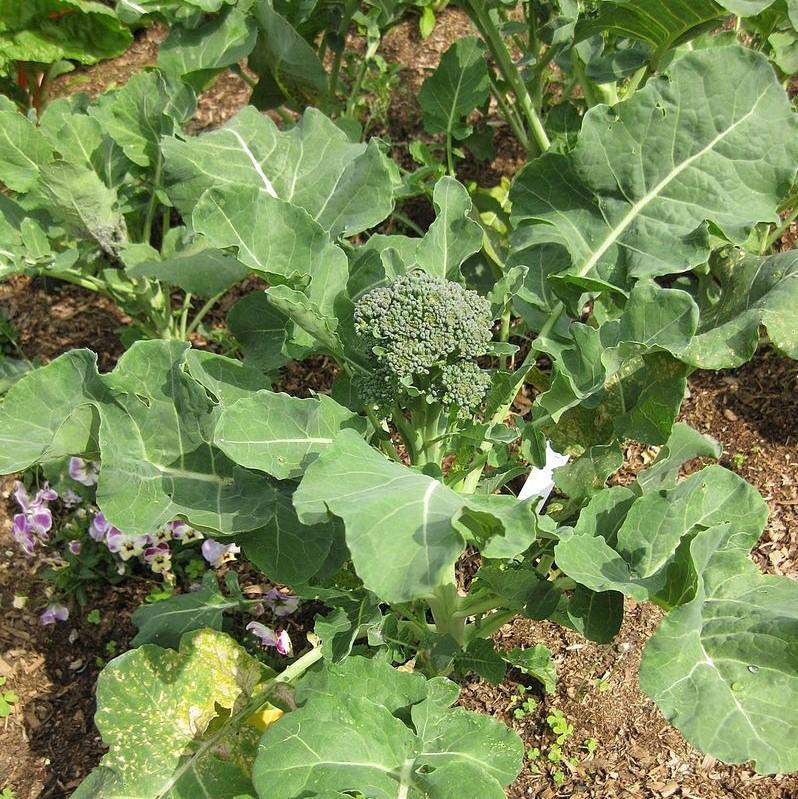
142,152,163,245
465,1,550,155
428,584,465,647
766,206,798,249
498,306,511,370
488,73,530,151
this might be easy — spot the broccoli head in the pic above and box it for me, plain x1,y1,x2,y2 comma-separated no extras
353,271,493,417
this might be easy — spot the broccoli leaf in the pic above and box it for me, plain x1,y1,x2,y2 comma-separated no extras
254,657,523,798
640,523,798,774
510,47,798,294
419,36,490,141
163,106,394,237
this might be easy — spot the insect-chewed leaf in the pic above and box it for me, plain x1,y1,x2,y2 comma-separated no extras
682,250,798,368
215,391,367,480
640,523,798,774
72,629,266,798
163,106,394,238
254,656,523,798
510,46,798,292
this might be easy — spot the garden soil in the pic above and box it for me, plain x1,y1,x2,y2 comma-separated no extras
1,9,797,799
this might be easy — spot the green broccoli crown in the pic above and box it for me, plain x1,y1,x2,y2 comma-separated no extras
353,271,493,415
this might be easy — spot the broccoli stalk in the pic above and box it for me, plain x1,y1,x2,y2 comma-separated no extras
353,271,493,468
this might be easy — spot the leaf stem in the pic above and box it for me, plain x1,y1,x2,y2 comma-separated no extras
185,291,225,339
464,1,550,155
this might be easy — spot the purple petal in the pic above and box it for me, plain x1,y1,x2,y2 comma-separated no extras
68,540,82,555
265,589,299,617
29,509,53,537
40,603,69,625
12,516,35,556
89,512,109,541
246,621,277,648
69,457,98,487
35,483,58,503
275,630,293,657
13,481,31,512
105,527,123,552
143,542,170,562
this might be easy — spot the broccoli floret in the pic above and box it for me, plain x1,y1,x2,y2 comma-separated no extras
353,271,493,416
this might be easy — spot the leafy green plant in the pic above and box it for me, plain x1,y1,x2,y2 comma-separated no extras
0,0,132,112
1,22,798,797
72,630,523,797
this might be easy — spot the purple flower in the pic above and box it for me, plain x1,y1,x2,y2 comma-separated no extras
115,534,151,561
12,515,36,556
246,621,293,657
89,512,111,542
61,488,83,508
264,588,299,618
11,481,55,555
201,539,240,568
40,603,69,625
69,457,100,487
168,520,203,542
68,540,82,555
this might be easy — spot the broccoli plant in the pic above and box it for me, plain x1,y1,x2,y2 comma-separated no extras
353,271,494,465
2,33,798,799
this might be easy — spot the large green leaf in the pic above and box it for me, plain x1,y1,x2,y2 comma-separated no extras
0,342,289,536
640,523,798,774
0,0,131,67
227,291,292,374
192,184,349,322
510,47,798,292
158,3,258,90
215,391,367,480
554,465,768,601
575,0,727,60
131,572,235,648
0,101,52,191
163,106,394,238
293,429,466,603
682,249,798,368
249,0,327,110
72,629,266,798
254,657,523,798
90,70,196,168
292,430,545,603
418,36,490,141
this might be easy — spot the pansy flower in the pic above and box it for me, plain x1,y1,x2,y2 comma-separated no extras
108,532,152,561
143,542,172,574
201,539,240,568
68,457,100,487
68,540,82,555
246,621,293,656
168,520,204,542
40,603,69,625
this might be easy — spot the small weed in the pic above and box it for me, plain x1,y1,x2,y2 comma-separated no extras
1,787,18,799
0,677,18,718
87,609,101,624
732,452,747,469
